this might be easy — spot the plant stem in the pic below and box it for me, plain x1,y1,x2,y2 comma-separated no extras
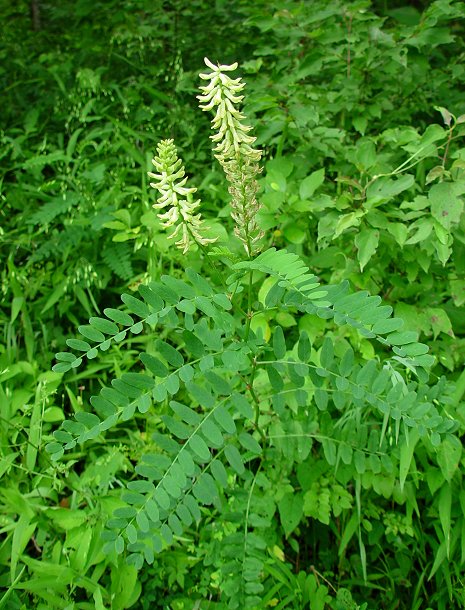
451,368,465,407
244,270,253,342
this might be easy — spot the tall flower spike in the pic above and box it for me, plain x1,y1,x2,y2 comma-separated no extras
148,139,216,254
198,57,263,256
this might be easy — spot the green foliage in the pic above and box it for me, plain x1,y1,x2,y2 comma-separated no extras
2,1,465,609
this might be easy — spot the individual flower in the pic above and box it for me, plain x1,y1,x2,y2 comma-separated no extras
148,139,216,253
198,57,263,256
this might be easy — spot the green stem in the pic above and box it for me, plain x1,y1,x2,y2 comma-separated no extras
244,270,253,342
196,238,228,291
247,358,266,443
442,125,454,168
451,368,465,407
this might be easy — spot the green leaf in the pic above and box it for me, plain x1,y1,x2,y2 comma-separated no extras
429,182,464,230
238,432,262,455
427,308,453,339
438,483,452,558
399,430,419,492
225,444,245,474
78,325,106,342
170,401,201,426
154,488,171,510
182,330,205,357
231,393,254,420
121,293,150,317
436,435,462,482
299,168,325,199
193,472,217,505
189,435,211,462
75,412,100,428
136,510,150,533
372,318,404,334
52,362,73,374
297,331,311,361
126,524,138,544
115,536,125,554
89,317,119,335
201,419,224,447
273,325,286,359
138,284,164,310
66,339,92,351
355,228,379,271
103,308,134,326
278,492,304,537
210,459,228,487
213,405,236,434
140,353,169,377
267,365,284,392
156,339,184,367
145,499,160,523
386,331,418,346
319,337,334,369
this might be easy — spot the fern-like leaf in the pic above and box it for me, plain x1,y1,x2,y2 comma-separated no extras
102,242,133,280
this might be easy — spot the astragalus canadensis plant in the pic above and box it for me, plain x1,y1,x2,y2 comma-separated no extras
48,58,457,608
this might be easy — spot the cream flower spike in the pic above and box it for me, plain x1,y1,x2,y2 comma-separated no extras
197,57,263,256
148,139,216,254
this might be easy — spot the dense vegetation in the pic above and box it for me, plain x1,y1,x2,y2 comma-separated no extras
1,1,465,608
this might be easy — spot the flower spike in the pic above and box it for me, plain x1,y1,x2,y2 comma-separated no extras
198,58,263,256
148,139,216,254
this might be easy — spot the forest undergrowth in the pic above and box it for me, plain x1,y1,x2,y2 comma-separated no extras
1,1,465,609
